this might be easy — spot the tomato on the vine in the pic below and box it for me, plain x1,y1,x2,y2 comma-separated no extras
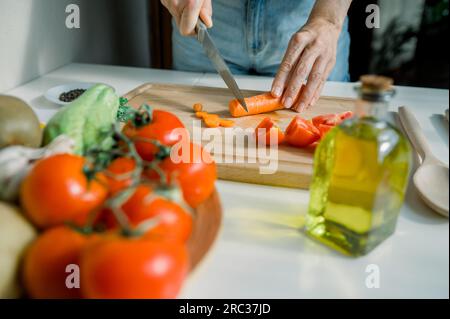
103,185,192,243
80,236,189,299
145,142,217,208
21,154,108,228
23,226,95,298
104,157,136,195
122,110,186,161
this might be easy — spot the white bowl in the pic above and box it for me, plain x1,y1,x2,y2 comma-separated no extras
44,82,114,106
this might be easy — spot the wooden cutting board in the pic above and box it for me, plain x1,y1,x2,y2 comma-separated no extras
124,83,355,189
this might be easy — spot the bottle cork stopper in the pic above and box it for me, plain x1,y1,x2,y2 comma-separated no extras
360,75,393,92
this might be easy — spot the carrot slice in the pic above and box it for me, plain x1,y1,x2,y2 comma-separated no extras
196,111,208,119
193,103,203,112
196,106,236,128
203,114,221,128
229,92,284,118
219,119,235,127
204,114,219,120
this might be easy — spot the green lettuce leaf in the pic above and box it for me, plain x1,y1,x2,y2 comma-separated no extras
43,84,119,155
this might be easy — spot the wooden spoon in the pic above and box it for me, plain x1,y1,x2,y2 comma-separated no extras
398,106,449,218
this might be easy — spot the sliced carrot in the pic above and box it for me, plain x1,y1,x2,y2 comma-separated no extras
219,119,235,127
203,114,221,128
229,92,284,118
196,111,208,119
204,114,219,120
193,103,203,112
195,105,236,128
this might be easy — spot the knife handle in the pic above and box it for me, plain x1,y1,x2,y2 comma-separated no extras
196,20,207,34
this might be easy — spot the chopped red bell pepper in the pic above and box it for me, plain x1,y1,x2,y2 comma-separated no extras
339,111,354,121
312,111,354,128
255,117,285,146
317,123,334,137
285,116,321,148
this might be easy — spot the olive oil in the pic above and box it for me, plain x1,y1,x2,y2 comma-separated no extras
306,76,411,256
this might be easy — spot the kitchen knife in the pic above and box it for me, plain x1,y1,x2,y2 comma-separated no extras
196,20,248,112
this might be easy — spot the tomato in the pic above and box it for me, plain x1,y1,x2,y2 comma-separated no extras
23,226,94,298
312,111,354,127
339,111,354,121
255,117,285,145
123,110,186,161
80,237,189,299
285,116,321,148
311,111,353,138
317,124,334,137
145,142,216,208
104,157,136,195
21,154,108,229
312,114,341,127
103,185,192,242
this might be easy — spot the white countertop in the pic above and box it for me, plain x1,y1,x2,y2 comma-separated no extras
5,63,449,299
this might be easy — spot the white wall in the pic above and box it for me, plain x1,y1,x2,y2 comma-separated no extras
0,0,150,93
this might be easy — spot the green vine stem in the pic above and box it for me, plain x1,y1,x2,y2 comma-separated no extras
106,185,137,235
117,98,154,128
131,136,172,161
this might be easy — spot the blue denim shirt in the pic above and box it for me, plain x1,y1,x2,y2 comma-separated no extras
172,0,350,81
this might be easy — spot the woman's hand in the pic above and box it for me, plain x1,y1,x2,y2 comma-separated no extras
161,0,213,36
271,19,340,112
271,0,352,112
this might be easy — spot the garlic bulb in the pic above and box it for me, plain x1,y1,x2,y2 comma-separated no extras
0,135,75,201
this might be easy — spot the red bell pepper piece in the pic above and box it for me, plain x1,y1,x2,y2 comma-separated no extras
285,116,321,148
255,117,285,146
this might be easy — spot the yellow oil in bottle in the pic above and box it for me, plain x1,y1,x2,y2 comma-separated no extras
306,76,411,256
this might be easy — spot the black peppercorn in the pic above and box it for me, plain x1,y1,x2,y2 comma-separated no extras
59,89,86,103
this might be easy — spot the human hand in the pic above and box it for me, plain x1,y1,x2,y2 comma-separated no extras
161,0,213,36
271,19,341,112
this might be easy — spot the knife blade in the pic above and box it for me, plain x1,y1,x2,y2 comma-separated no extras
196,21,248,112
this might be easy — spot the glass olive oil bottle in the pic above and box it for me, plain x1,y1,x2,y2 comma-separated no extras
306,75,411,256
